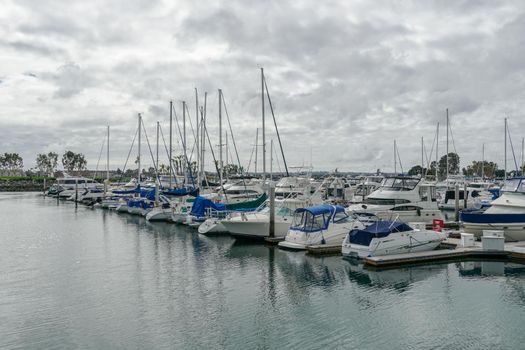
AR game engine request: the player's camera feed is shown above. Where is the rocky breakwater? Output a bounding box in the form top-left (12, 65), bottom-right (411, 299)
top-left (0, 178), bottom-right (48, 192)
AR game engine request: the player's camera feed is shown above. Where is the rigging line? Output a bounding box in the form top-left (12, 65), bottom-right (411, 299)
top-left (506, 121), bottom-right (520, 173)
top-left (158, 125), bottom-right (178, 184)
top-left (246, 142), bottom-right (256, 173)
top-left (202, 114), bottom-right (228, 201)
top-left (183, 102), bottom-right (198, 163)
top-left (263, 74), bottom-right (289, 176)
top-left (200, 106), bottom-right (210, 187)
top-left (273, 139), bottom-right (283, 174)
top-left (220, 91), bottom-right (247, 186)
top-left (171, 103), bottom-right (195, 187)
top-left (117, 126), bottom-right (138, 184)
top-left (93, 137), bottom-right (106, 181)
top-left (449, 122), bottom-right (459, 156)
top-left (426, 128), bottom-right (437, 170)
top-left (140, 118), bottom-right (160, 184)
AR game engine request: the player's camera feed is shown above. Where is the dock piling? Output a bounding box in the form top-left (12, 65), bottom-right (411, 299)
top-left (269, 185), bottom-right (275, 238)
top-left (454, 183), bottom-right (460, 222)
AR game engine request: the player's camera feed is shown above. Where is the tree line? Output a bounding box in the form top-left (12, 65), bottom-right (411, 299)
top-left (408, 152), bottom-right (524, 179)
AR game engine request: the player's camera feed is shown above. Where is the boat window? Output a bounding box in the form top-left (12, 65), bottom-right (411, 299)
top-left (502, 179), bottom-right (521, 192)
top-left (364, 198), bottom-right (411, 205)
top-left (276, 207), bottom-right (292, 216)
top-left (333, 211), bottom-right (349, 223)
top-left (392, 205), bottom-right (422, 211)
top-left (291, 211), bottom-right (306, 228)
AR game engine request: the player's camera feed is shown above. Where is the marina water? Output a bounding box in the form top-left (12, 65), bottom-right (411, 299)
top-left (2, 192), bottom-right (525, 349)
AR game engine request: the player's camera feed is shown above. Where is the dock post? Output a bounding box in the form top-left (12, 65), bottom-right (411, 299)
top-left (454, 183), bottom-right (460, 222)
top-left (269, 185), bottom-right (275, 238)
top-left (75, 178), bottom-right (78, 207)
top-left (463, 183), bottom-right (468, 210)
top-left (43, 178), bottom-right (46, 195)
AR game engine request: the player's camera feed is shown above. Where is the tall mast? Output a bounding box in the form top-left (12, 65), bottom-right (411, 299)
top-left (446, 109), bottom-right (449, 181)
top-left (421, 136), bottom-right (424, 177)
top-left (169, 101), bottom-right (173, 188)
top-left (156, 121), bottom-right (160, 179)
top-left (218, 89), bottom-right (223, 188)
top-left (225, 131), bottom-right (229, 181)
top-left (201, 92), bottom-right (207, 184)
top-left (394, 139), bottom-right (397, 174)
top-left (261, 68), bottom-right (266, 179)
top-left (270, 139), bottom-right (273, 181)
top-left (195, 88), bottom-right (200, 187)
top-left (106, 125), bottom-right (110, 181)
top-left (481, 143), bottom-right (485, 180)
top-left (504, 117), bottom-right (507, 181)
top-left (436, 122), bottom-right (439, 174)
top-left (183, 101), bottom-right (187, 184)
top-left (137, 113), bottom-right (141, 186)
top-left (520, 138), bottom-right (525, 176)
top-left (255, 128), bottom-right (259, 175)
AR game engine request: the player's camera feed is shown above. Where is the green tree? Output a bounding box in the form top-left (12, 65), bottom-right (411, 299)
top-left (408, 165), bottom-right (424, 176)
top-left (437, 153), bottom-right (460, 180)
top-left (36, 152), bottom-right (58, 175)
top-left (62, 151), bottom-right (87, 174)
top-left (0, 153), bottom-right (24, 175)
top-left (462, 160), bottom-right (498, 178)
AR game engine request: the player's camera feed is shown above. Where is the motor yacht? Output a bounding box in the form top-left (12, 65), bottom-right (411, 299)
top-left (460, 177), bottom-right (525, 241)
top-left (347, 176), bottom-right (443, 223)
top-left (278, 205), bottom-right (366, 250)
top-left (342, 220), bottom-right (446, 258)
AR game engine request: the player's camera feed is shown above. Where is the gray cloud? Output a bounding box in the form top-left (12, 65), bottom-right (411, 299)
top-left (1, 0), bottom-right (525, 173)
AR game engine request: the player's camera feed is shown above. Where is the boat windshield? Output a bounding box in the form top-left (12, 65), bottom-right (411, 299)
top-left (291, 211), bottom-right (329, 232)
top-left (502, 179), bottom-right (525, 192)
top-left (381, 178), bottom-right (419, 191)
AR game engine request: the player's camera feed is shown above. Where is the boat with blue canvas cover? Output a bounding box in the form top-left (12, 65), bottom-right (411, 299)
top-left (460, 177), bottom-right (525, 241)
top-left (342, 220), bottom-right (446, 259)
top-left (278, 204), bottom-right (366, 250)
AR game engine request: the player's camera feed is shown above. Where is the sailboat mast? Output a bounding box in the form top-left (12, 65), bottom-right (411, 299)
top-left (201, 92), bottom-right (207, 184)
top-left (482, 143), bottom-right (485, 180)
top-left (261, 68), bottom-right (266, 179)
top-left (156, 121), bottom-right (159, 178)
top-left (270, 139), bottom-right (273, 181)
top-left (446, 109), bottom-right (449, 181)
top-left (106, 125), bottom-right (110, 181)
top-left (183, 101), bottom-right (187, 184)
top-left (219, 89), bottom-right (223, 188)
top-left (504, 118), bottom-right (507, 181)
top-left (521, 137), bottom-right (524, 176)
top-left (394, 139), bottom-right (397, 175)
top-left (138, 113), bottom-right (141, 186)
top-left (169, 101), bottom-right (173, 188)
top-left (436, 122), bottom-right (439, 173)
top-left (255, 128), bottom-right (259, 175)
top-left (421, 136), bottom-right (424, 177)
top-left (195, 88), bottom-right (200, 187)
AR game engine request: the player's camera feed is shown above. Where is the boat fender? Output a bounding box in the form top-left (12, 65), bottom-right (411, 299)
top-left (432, 219), bottom-right (444, 232)
top-left (417, 208), bottom-right (421, 216)
top-left (361, 204), bottom-right (367, 209)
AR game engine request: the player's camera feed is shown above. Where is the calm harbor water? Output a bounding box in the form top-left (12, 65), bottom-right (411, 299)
top-left (2, 193), bottom-right (525, 349)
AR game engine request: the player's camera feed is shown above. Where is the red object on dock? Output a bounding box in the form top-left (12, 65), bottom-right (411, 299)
top-left (432, 219), bottom-right (444, 232)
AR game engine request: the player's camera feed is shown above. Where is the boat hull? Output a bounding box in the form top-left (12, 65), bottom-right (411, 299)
top-left (460, 210), bottom-right (525, 241)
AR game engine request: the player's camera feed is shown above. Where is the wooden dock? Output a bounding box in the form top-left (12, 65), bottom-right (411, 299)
top-left (264, 237), bottom-right (284, 245)
top-left (306, 244), bottom-right (341, 256)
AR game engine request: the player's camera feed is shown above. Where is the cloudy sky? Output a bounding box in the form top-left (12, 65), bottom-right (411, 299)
top-left (1, 0), bottom-right (525, 173)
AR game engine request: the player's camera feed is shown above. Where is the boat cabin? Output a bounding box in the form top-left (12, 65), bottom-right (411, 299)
top-left (290, 205), bottom-right (347, 232)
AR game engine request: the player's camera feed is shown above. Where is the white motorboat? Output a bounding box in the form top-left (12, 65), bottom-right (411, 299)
top-left (342, 220), bottom-right (446, 258)
top-left (51, 175), bottom-right (102, 199)
top-left (347, 176), bottom-right (443, 223)
top-left (460, 177), bottom-right (525, 241)
top-left (278, 205), bottom-right (365, 250)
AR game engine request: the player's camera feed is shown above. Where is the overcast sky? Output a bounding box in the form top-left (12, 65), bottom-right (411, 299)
top-left (1, 0), bottom-right (525, 173)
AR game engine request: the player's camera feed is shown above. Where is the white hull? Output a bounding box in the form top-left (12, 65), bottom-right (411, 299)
top-left (279, 222), bottom-right (361, 250)
top-left (116, 204), bottom-right (129, 213)
top-left (221, 216), bottom-right (291, 240)
top-left (198, 218), bottom-right (228, 234)
top-left (127, 206), bottom-right (150, 216)
top-left (461, 222), bottom-right (525, 241)
top-left (145, 208), bottom-right (172, 222)
top-left (342, 230), bottom-right (445, 258)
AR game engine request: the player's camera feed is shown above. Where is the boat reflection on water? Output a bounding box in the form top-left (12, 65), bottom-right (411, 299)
top-left (343, 259), bottom-right (447, 292)
top-left (457, 261), bottom-right (525, 277)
